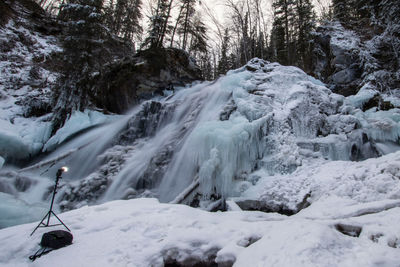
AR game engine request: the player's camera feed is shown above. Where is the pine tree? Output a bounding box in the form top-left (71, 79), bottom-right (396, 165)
top-left (53, 0), bottom-right (106, 131)
top-left (332, 0), bottom-right (351, 23)
top-left (217, 28), bottom-right (231, 75)
top-left (143, 0), bottom-right (172, 48)
top-left (188, 15), bottom-right (208, 56)
top-left (169, 3), bottom-right (185, 47)
top-left (199, 51), bottom-right (214, 80)
top-left (271, 0), bottom-right (296, 65)
top-left (254, 31), bottom-right (267, 60)
top-left (270, 17), bottom-right (286, 64)
top-left (121, 0), bottom-right (143, 40)
top-left (295, 0), bottom-right (315, 71)
top-left (175, 0), bottom-right (197, 50)
top-left (105, 0), bottom-right (143, 41)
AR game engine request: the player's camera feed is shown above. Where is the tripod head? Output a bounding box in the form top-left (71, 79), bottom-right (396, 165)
top-left (56, 166), bottom-right (68, 179)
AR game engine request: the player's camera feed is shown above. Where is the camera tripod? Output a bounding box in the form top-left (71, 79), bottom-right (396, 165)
top-left (30, 167), bottom-right (71, 236)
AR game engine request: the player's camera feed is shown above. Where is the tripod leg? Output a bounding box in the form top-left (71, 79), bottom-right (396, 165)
top-left (50, 211), bottom-right (71, 232)
top-left (30, 211), bottom-right (51, 236)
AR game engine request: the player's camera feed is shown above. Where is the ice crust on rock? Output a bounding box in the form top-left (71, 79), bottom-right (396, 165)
top-left (43, 109), bottom-right (118, 152)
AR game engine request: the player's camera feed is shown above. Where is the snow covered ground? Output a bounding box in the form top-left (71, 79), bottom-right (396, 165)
top-left (0, 195), bottom-right (399, 267)
top-left (1, 150), bottom-right (400, 266)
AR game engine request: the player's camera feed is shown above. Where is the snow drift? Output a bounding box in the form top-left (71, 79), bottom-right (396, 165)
top-left (0, 196), bottom-right (399, 266)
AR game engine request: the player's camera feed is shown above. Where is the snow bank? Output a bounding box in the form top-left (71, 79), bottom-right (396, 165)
top-left (0, 198), bottom-right (399, 267)
top-left (240, 150), bottom-right (400, 216)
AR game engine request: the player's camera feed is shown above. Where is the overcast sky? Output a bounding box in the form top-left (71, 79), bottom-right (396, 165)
top-left (141, 0), bottom-right (332, 48)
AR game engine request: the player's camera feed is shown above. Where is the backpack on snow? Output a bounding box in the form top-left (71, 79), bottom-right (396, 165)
top-left (29, 230), bottom-right (73, 261)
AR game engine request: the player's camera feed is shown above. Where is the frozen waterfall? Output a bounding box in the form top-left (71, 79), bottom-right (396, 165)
top-left (2, 59), bottom-right (400, 228)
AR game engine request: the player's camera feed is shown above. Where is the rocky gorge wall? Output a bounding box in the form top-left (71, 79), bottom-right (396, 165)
top-left (311, 21), bottom-right (400, 108)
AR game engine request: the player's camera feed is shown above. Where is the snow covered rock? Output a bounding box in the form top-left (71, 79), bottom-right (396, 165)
top-left (312, 20), bottom-right (400, 101)
top-left (312, 21), bottom-right (362, 96)
top-left (238, 150), bottom-right (400, 217)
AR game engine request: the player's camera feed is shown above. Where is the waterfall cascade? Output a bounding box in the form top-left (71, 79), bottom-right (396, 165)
top-left (2, 59), bottom-right (400, 227)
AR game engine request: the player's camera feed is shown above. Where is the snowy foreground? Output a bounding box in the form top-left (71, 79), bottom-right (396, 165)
top-left (1, 153), bottom-right (400, 267)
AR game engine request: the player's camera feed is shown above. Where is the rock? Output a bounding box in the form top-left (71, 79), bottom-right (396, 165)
top-left (311, 22), bottom-right (363, 96)
top-left (116, 101), bottom-right (172, 144)
top-left (362, 94), bottom-right (395, 112)
top-left (161, 246), bottom-right (222, 267)
top-left (246, 65), bottom-right (258, 72)
top-left (331, 66), bottom-right (360, 84)
top-left (16, 94), bottom-right (52, 117)
top-left (335, 223), bottom-right (362, 237)
top-left (93, 48), bottom-right (202, 114)
top-left (234, 199), bottom-right (297, 216)
top-left (311, 20), bottom-right (400, 97)
top-left (58, 176), bottom-right (110, 211)
top-left (0, 0), bottom-right (13, 26)
top-left (1, 0), bottom-right (61, 34)
top-left (219, 100), bottom-right (237, 121)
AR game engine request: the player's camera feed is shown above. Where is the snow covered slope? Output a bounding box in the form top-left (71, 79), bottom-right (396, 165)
top-left (0, 196), bottom-right (399, 267)
top-left (0, 0), bottom-right (61, 164)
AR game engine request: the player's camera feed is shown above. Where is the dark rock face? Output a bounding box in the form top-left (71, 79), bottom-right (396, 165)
top-left (311, 21), bottom-right (400, 99)
top-left (311, 24), bottom-right (362, 96)
top-left (234, 196), bottom-right (311, 216)
top-left (362, 94), bottom-right (394, 112)
top-left (93, 48), bottom-right (202, 114)
top-left (15, 94), bottom-right (52, 117)
top-left (58, 176), bottom-right (110, 211)
top-left (163, 246), bottom-right (223, 267)
top-left (0, 0), bottom-right (13, 26)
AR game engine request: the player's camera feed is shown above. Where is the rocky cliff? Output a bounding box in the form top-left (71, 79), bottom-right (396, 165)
top-left (312, 20), bottom-right (400, 109)
top-left (91, 47), bottom-right (202, 114)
